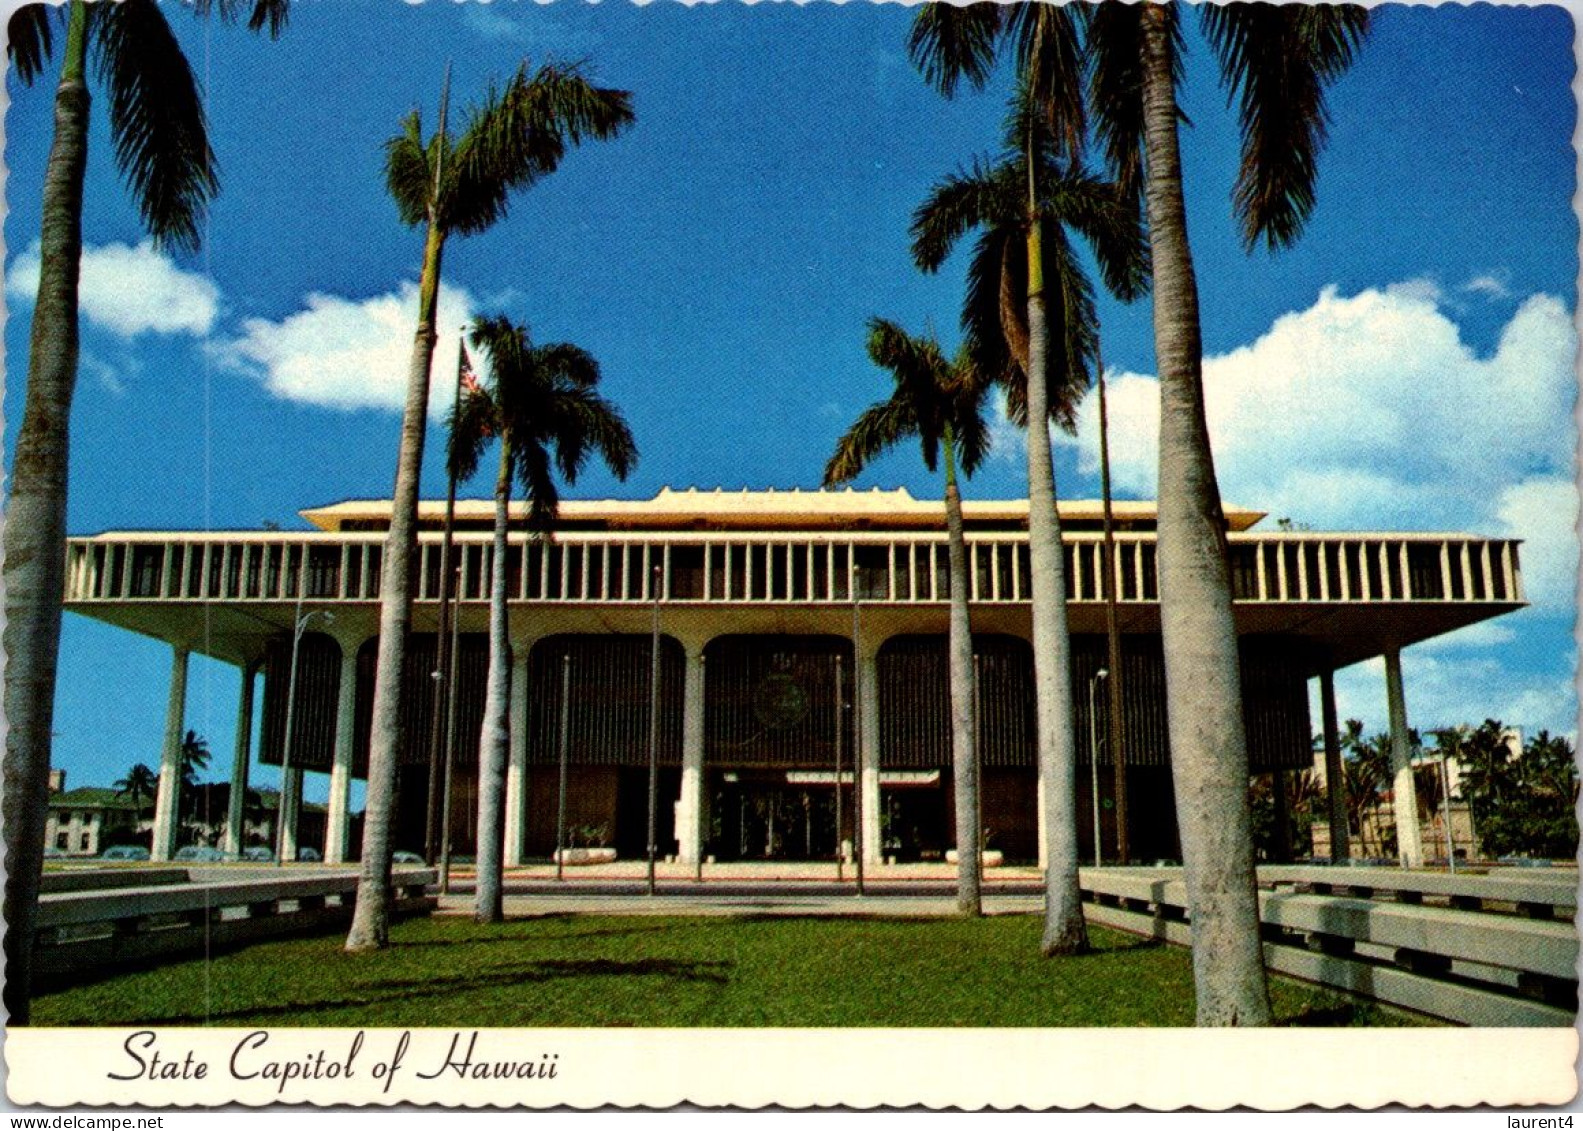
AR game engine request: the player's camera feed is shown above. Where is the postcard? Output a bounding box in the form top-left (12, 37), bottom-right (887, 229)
top-left (3, 0), bottom-right (1578, 1111)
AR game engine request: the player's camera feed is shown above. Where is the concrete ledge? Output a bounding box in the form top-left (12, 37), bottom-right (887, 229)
top-left (40, 868), bottom-right (190, 895)
top-left (34, 870), bottom-right (437, 986)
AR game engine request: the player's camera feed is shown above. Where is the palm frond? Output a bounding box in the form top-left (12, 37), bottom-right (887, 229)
top-left (824, 397), bottom-right (919, 484)
top-left (7, 4), bottom-right (56, 85)
top-left (384, 111), bottom-right (434, 228)
top-left (188, 0), bottom-right (289, 37)
top-left (962, 226), bottom-right (1019, 384)
top-left (90, 0), bottom-right (217, 253)
top-left (907, 2), bottom-right (1004, 98)
top-left (1006, 1), bottom-right (1086, 159)
top-left (514, 439), bottom-right (560, 535)
top-left (447, 385), bottom-right (498, 483)
top-left (1041, 228), bottom-right (1097, 435)
top-left (946, 348), bottom-right (993, 479)
top-left (534, 342), bottom-right (601, 390)
top-left (1041, 166), bottom-right (1150, 301)
top-left (541, 385), bottom-right (638, 485)
top-left (1082, 0), bottom-right (1184, 208)
top-left (444, 61), bottom-right (634, 237)
top-left (911, 159), bottom-right (1020, 273)
top-left (1200, 2), bottom-right (1370, 250)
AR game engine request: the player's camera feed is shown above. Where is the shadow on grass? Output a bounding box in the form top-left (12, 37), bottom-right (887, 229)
top-left (91, 957), bottom-right (736, 1028)
top-left (395, 919), bottom-right (676, 949)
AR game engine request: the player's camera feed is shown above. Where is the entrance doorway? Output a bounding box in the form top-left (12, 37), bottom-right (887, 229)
top-left (709, 771), bottom-right (856, 861)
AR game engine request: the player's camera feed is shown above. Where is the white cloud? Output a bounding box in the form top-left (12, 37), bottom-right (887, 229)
top-left (212, 281), bottom-right (479, 418)
top-left (1331, 651), bottom-right (1576, 739)
top-left (1462, 272), bottom-right (1512, 300)
top-left (6, 240), bottom-right (219, 338)
top-left (1065, 283), bottom-right (1577, 612)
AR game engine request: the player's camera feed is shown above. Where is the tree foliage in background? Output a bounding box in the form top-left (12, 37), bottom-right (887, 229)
top-left (1451, 720), bottom-right (1578, 860)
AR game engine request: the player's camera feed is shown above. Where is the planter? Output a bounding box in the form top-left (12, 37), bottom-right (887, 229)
top-left (944, 849), bottom-right (1005, 868)
top-left (553, 847), bottom-right (617, 866)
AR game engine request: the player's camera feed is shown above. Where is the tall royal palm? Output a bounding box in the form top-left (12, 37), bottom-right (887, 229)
top-left (3, 0), bottom-right (286, 1025)
top-left (449, 315), bottom-right (636, 923)
top-left (909, 10), bottom-right (1146, 955)
top-left (1083, 1), bottom-right (1369, 1023)
top-left (824, 319), bottom-right (993, 916)
top-left (346, 64), bottom-right (633, 952)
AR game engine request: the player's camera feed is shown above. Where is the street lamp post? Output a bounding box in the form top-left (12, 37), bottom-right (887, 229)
top-left (277, 568), bottom-right (333, 866)
top-left (1089, 669), bottom-right (1108, 868)
top-left (646, 563), bottom-right (662, 897)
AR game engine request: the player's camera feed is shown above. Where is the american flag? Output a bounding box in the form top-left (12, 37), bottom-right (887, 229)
top-left (459, 343), bottom-right (482, 396)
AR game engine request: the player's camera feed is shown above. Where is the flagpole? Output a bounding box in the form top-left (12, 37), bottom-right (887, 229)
top-left (1097, 357), bottom-right (1130, 865)
top-left (424, 328), bottom-right (467, 865)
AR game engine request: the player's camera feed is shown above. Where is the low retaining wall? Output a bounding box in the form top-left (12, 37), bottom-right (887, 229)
top-left (34, 869), bottom-right (436, 986)
top-left (1080, 866), bottom-right (1577, 1027)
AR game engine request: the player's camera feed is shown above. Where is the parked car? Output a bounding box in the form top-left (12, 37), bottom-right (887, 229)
top-left (391, 851), bottom-right (426, 865)
top-left (100, 845), bottom-right (150, 861)
top-left (296, 847), bottom-right (322, 862)
top-left (241, 846), bottom-right (274, 862)
top-left (43, 846), bottom-right (65, 859)
top-left (174, 845), bottom-right (225, 862)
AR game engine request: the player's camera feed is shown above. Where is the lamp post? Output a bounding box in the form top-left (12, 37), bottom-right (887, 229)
top-left (646, 563), bottom-right (662, 897)
top-left (1089, 668), bottom-right (1108, 868)
top-left (277, 572), bottom-right (333, 866)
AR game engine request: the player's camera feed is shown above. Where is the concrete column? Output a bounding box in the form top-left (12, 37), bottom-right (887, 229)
top-left (858, 647), bottom-right (882, 867)
top-left (677, 644), bottom-right (707, 866)
top-left (1384, 648), bottom-right (1424, 868)
top-left (1271, 769), bottom-right (1291, 863)
top-left (503, 644), bottom-right (531, 867)
top-left (279, 767), bottom-right (304, 862)
top-left (224, 659), bottom-right (258, 856)
top-left (1319, 667), bottom-right (1350, 862)
top-left (151, 646), bottom-right (190, 861)
top-left (325, 643), bottom-right (360, 864)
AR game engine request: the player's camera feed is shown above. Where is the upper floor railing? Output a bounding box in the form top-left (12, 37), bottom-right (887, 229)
top-left (64, 529), bottom-right (1525, 609)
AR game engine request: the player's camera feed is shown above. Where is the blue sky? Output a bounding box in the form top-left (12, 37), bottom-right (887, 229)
top-left (5, 1), bottom-right (1576, 801)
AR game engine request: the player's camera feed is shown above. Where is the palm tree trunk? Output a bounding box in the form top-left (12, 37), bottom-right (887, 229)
top-left (943, 428), bottom-right (981, 917)
top-left (2, 1), bottom-right (90, 1025)
top-left (1137, 5), bottom-right (1270, 1025)
top-left (474, 438), bottom-right (512, 924)
top-left (1026, 212), bottom-right (1087, 957)
top-left (346, 219), bottom-right (447, 952)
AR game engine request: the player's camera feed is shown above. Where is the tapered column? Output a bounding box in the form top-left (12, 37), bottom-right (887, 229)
top-left (280, 768), bottom-right (303, 862)
top-left (325, 643), bottom-right (360, 864)
top-left (224, 659), bottom-right (258, 856)
top-left (1384, 649), bottom-right (1424, 868)
top-left (1319, 668), bottom-right (1349, 862)
top-left (151, 646), bottom-right (190, 861)
top-left (503, 644), bottom-right (531, 867)
top-left (677, 644), bottom-right (707, 866)
top-left (858, 646), bottom-right (882, 867)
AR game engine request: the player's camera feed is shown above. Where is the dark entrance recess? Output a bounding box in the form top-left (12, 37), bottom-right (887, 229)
top-left (709, 771), bottom-right (857, 862)
top-left (614, 767), bottom-right (681, 860)
top-left (882, 784), bottom-right (948, 862)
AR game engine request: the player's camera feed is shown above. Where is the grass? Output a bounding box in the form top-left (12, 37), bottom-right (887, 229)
top-left (33, 913), bottom-right (1428, 1028)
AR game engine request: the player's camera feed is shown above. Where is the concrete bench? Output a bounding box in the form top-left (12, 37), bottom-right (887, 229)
top-left (34, 869), bottom-right (436, 986)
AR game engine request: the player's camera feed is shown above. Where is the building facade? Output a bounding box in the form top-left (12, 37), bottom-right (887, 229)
top-left (63, 488), bottom-right (1526, 867)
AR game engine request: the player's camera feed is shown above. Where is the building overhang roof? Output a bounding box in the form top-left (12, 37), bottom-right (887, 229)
top-left (297, 488), bottom-right (1268, 533)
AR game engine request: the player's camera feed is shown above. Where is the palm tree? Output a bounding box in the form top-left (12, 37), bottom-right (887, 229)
top-left (2, 0), bottom-right (287, 1026)
top-left (824, 318), bottom-right (993, 916)
top-left (447, 315), bottom-right (637, 924)
top-left (178, 729), bottom-right (212, 833)
top-left (907, 17), bottom-right (1147, 954)
top-left (346, 66), bottom-right (634, 952)
top-left (1079, 0), bottom-right (1368, 1026)
top-left (113, 762), bottom-right (159, 827)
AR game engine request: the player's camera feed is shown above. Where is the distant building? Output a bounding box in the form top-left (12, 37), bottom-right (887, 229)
top-left (44, 785), bottom-right (144, 857)
top-left (63, 488), bottom-right (1525, 867)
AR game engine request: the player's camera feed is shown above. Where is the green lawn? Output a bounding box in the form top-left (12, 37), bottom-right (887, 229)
top-left (34, 913), bottom-right (1428, 1028)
